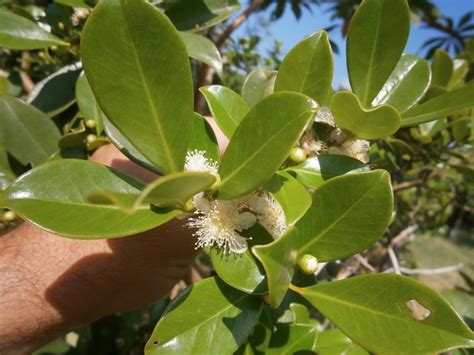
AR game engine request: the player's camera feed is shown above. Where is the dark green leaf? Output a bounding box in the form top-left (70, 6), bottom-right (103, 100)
top-left (76, 72), bottom-right (104, 134)
top-left (0, 10), bottom-right (68, 49)
top-left (189, 113), bottom-right (220, 163)
top-left (316, 329), bottom-right (369, 355)
top-left (0, 159), bottom-right (180, 238)
top-left (0, 145), bottom-right (15, 190)
top-left (217, 93), bottom-right (317, 200)
top-left (236, 307), bottom-right (273, 354)
top-left (82, 0), bottom-right (194, 174)
top-left (145, 276), bottom-right (262, 354)
top-left (347, 0), bottom-right (410, 106)
top-left (264, 171), bottom-right (311, 225)
top-left (401, 84), bottom-right (474, 127)
top-left (332, 91), bottom-right (401, 139)
top-left (180, 32), bottom-right (223, 77)
top-left (28, 63), bottom-right (82, 116)
top-left (0, 96), bottom-right (60, 166)
top-left (275, 30), bottom-right (333, 105)
top-left (287, 155), bottom-right (366, 190)
top-left (294, 274), bottom-right (474, 354)
top-left (242, 68), bottom-right (277, 108)
top-left (253, 227), bottom-right (299, 308)
top-left (200, 85), bottom-right (249, 139)
top-left (372, 54), bottom-right (431, 113)
top-left (296, 170), bottom-right (393, 261)
top-left (211, 223), bottom-right (273, 294)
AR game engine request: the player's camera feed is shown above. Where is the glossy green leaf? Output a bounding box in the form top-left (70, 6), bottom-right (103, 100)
top-left (267, 303), bottom-right (318, 354)
top-left (401, 84), bottom-right (474, 127)
top-left (253, 227), bottom-right (299, 308)
top-left (28, 63), bottom-right (82, 116)
top-left (0, 77), bottom-right (8, 95)
top-left (264, 171), bottom-right (311, 225)
top-left (102, 116), bottom-right (160, 174)
top-left (0, 96), bottom-right (60, 166)
top-left (217, 93), bottom-right (317, 200)
top-left (76, 72), bottom-right (104, 134)
top-left (316, 329), bottom-right (369, 355)
top-left (0, 145), bottom-right (14, 190)
top-left (145, 276), bottom-right (262, 354)
top-left (164, 0), bottom-right (240, 32)
top-left (189, 113), bottom-right (220, 163)
top-left (82, 0), bottom-right (194, 174)
top-left (242, 68), bottom-right (277, 108)
top-left (180, 32), bottom-right (223, 77)
top-left (0, 160), bottom-right (180, 238)
top-left (275, 30), bottom-right (333, 104)
top-left (211, 224), bottom-right (272, 294)
top-left (287, 155), bottom-right (366, 190)
top-left (58, 121), bottom-right (87, 149)
top-left (0, 10), bottom-right (68, 49)
top-left (347, 0), bottom-right (410, 106)
top-left (200, 85), bottom-right (249, 139)
top-left (332, 91), bottom-right (401, 139)
top-left (296, 170), bottom-right (393, 261)
top-left (236, 307), bottom-right (273, 354)
top-left (443, 290), bottom-right (474, 328)
top-left (431, 49), bottom-right (453, 88)
top-left (294, 274), bottom-right (474, 354)
top-left (91, 171), bottom-right (216, 212)
top-left (372, 54), bottom-right (431, 113)
top-left (448, 59), bottom-right (469, 89)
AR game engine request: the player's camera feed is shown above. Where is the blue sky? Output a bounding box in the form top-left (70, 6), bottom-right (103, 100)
top-left (233, 0), bottom-right (473, 87)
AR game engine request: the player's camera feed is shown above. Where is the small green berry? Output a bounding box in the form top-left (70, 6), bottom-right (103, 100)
top-left (298, 254), bottom-right (319, 275)
top-left (85, 119), bottom-right (97, 129)
top-left (86, 134), bottom-right (97, 144)
top-left (290, 147), bottom-right (306, 163)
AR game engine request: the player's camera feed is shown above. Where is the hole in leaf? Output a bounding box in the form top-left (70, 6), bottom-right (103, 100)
top-left (406, 299), bottom-right (431, 321)
top-left (152, 339), bottom-right (160, 346)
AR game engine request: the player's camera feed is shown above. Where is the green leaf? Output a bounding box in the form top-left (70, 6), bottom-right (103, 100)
top-left (76, 72), bottom-right (104, 134)
top-left (90, 171), bottom-right (216, 211)
top-left (236, 307), bottom-right (273, 354)
top-left (0, 96), bottom-right (60, 166)
top-left (102, 116), bottom-right (160, 174)
top-left (431, 49), bottom-right (453, 88)
top-left (145, 276), bottom-right (262, 354)
top-left (347, 0), bottom-right (410, 106)
top-left (287, 155), bottom-right (366, 190)
top-left (0, 145), bottom-right (15, 190)
top-left (211, 223), bottom-right (273, 294)
top-left (443, 290), bottom-right (474, 328)
top-left (54, 0), bottom-right (91, 8)
top-left (267, 303), bottom-right (318, 354)
top-left (316, 329), bottom-right (369, 355)
top-left (200, 85), bottom-right (249, 139)
top-left (28, 63), bottom-right (82, 117)
top-left (401, 84), bottom-right (474, 127)
top-left (242, 68), bottom-right (277, 108)
top-left (180, 32), bottom-right (223, 77)
top-left (331, 91), bottom-right (401, 139)
top-left (448, 59), bottom-right (469, 89)
top-left (189, 113), bottom-right (220, 163)
top-left (0, 159), bottom-right (180, 238)
top-left (294, 274), bottom-right (474, 354)
top-left (296, 170), bottom-right (393, 261)
top-left (82, 0), bottom-right (194, 174)
top-left (217, 93), bottom-right (317, 200)
top-left (164, 0), bottom-right (240, 32)
top-left (275, 30), bottom-right (333, 105)
top-left (264, 171), bottom-right (311, 225)
top-left (0, 10), bottom-right (68, 49)
top-left (372, 54), bottom-right (431, 113)
top-left (252, 227), bottom-right (299, 308)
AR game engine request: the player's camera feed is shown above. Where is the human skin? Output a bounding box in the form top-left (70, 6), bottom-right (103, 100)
top-left (0, 144), bottom-right (198, 354)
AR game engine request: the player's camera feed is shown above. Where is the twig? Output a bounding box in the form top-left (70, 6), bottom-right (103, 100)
top-left (390, 224), bottom-right (418, 247)
top-left (392, 180), bottom-right (422, 192)
top-left (354, 254), bottom-right (376, 273)
top-left (20, 51), bottom-right (34, 94)
top-left (385, 263), bottom-right (463, 275)
top-left (387, 247), bottom-right (401, 275)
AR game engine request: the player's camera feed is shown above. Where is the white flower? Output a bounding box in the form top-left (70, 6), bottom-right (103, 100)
top-left (185, 150), bottom-right (218, 174)
top-left (299, 130), bottom-right (326, 157)
top-left (329, 139), bottom-right (370, 163)
top-left (71, 8), bottom-right (90, 26)
top-left (246, 192), bottom-right (288, 237)
top-left (315, 106), bottom-right (336, 126)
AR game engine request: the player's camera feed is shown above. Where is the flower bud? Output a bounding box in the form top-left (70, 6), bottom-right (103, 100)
top-left (85, 119), bottom-right (97, 129)
top-left (298, 254), bottom-right (319, 275)
top-left (3, 210), bottom-right (16, 222)
top-left (86, 134), bottom-right (97, 144)
top-left (290, 147), bottom-right (306, 163)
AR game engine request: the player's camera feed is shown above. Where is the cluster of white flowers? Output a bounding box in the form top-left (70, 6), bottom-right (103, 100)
top-left (297, 107), bottom-right (370, 163)
top-left (184, 150), bottom-right (287, 254)
top-left (71, 8), bottom-right (90, 26)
